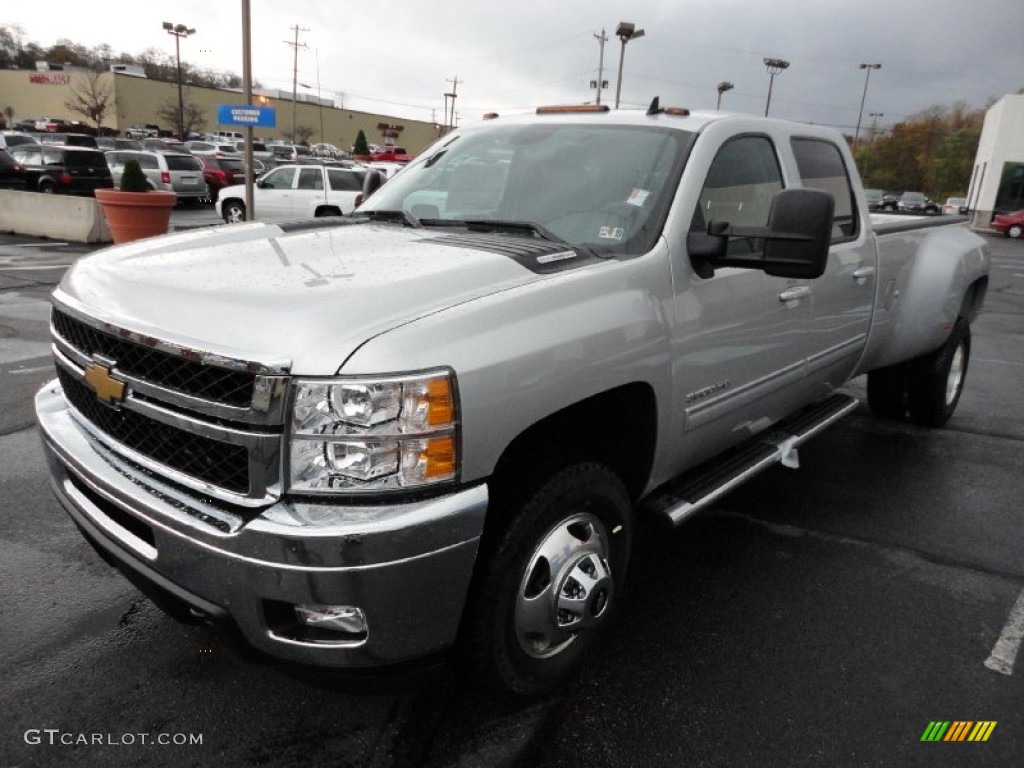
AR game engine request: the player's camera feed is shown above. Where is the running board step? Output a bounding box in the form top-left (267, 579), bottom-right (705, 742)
top-left (642, 393), bottom-right (860, 526)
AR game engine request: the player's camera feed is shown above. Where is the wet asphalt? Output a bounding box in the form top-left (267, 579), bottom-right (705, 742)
top-left (0, 218), bottom-right (1021, 767)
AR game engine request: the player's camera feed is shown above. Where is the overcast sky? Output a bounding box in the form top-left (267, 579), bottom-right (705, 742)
top-left (7, 0), bottom-right (1023, 133)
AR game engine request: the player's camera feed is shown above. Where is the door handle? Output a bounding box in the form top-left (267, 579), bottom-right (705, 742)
top-left (779, 286), bottom-right (811, 303)
top-left (853, 266), bottom-right (876, 283)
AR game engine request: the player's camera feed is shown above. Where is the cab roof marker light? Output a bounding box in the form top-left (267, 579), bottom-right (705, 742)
top-left (665, 108), bottom-right (691, 117)
top-left (536, 104), bottom-right (611, 115)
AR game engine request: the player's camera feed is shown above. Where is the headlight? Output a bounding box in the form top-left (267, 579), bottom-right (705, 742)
top-left (288, 370), bottom-right (458, 494)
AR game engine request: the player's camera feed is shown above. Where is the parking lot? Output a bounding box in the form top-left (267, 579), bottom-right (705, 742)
top-left (0, 230), bottom-right (1021, 767)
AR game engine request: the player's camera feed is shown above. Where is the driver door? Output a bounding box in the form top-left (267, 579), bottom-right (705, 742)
top-left (667, 134), bottom-right (817, 467)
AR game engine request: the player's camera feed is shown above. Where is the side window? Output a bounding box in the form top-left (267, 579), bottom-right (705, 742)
top-left (297, 168), bottom-right (323, 190)
top-left (43, 149), bottom-right (63, 166)
top-left (693, 136), bottom-right (783, 255)
top-left (261, 167), bottom-right (296, 189)
top-left (328, 169), bottom-right (361, 191)
top-left (791, 138), bottom-right (858, 241)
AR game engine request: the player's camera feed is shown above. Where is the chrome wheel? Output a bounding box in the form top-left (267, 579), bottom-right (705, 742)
top-left (223, 201), bottom-right (245, 223)
top-left (515, 512), bottom-right (614, 659)
top-left (1008, 224), bottom-right (1023, 239)
top-left (945, 341), bottom-right (966, 407)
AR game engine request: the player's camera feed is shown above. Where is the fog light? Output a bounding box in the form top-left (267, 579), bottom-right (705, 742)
top-left (294, 604), bottom-right (367, 635)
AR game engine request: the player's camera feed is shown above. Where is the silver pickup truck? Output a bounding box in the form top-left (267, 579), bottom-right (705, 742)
top-left (36, 105), bottom-right (989, 696)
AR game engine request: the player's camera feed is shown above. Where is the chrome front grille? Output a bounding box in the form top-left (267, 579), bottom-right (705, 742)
top-left (50, 299), bottom-right (290, 505)
top-left (52, 309), bottom-right (257, 408)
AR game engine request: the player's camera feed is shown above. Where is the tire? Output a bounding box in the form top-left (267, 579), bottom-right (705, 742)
top-left (907, 317), bottom-right (970, 428)
top-left (866, 364), bottom-right (908, 419)
top-left (464, 462), bottom-right (632, 697)
top-left (222, 200), bottom-right (246, 223)
top-left (1007, 224), bottom-right (1023, 239)
top-left (39, 180), bottom-right (57, 194)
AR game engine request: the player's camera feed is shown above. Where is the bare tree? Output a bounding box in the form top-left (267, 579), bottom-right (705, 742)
top-left (63, 71), bottom-right (113, 135)
top-left (156, 98), bottom-right (207, 138)
top-left (287, 125), bottom-right (315, 145)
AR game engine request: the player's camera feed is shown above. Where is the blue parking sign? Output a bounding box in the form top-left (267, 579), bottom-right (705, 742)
top-left (217, 105), bottom-right (276, 128)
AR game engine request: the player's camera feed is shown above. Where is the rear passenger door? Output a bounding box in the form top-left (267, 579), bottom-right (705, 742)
top-left (789, 138), bottom-right (876, 386)
top-left (292, 167), bottom-right (326, 217)
top-left (327, 168), bottom-right (363, 213)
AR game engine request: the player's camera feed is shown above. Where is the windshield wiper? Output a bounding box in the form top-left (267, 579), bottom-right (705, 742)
top-left (358, 209), bottom-right (421, 228)
top-left (461, 219), bottom-right (567, 244)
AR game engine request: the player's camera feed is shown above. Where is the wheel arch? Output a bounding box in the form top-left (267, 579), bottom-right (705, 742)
top-left (486, 382), bottom-right (657, 514)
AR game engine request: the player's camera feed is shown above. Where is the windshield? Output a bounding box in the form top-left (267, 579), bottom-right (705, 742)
top-left (360, 122), bottom-right (693, 254)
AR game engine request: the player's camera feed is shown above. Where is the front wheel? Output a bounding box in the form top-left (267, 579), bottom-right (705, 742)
top-left (222, 200), bottom-right (246, 223)
top-left (39, 180), bottom-right (57, 194)
top-left (1007, 224), bottom-right (1023, 239)
top-left (464, 462), bottom-right (632, 697)
top-left (907, 317), bottom-right (970, 427)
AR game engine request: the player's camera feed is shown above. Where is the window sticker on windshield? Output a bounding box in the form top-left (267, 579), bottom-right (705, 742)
top-left (599, 226), bottom-right (625, 240)
top-left (626, 188), bottom-right (650, 207)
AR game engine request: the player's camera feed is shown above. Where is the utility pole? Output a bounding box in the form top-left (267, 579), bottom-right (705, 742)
top-left (593, 29), bottom-right (608, 105)
top-left (285, 24), bottom-right (309, 141)
top-left (445, 75), bottom-right (460, 133)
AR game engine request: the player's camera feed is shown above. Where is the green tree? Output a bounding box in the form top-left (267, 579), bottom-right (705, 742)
top-left (353, 129), bottom-right (369, 155)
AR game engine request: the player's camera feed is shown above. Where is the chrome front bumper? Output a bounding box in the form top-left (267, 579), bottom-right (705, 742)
top-left (36, 379), bottom-right (487, 667)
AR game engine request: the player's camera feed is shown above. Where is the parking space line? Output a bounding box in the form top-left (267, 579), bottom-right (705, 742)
top-left (984, 588), bottom-right (1024, 676)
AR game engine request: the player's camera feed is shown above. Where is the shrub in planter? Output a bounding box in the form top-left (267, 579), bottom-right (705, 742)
top-left (95, 158), bottom-right (178, 244)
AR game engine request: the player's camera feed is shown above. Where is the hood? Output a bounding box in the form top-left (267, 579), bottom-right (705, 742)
top-left (57, 221), bottom-right (546, 374)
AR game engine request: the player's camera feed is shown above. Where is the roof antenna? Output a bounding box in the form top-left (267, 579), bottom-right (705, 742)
top-left (646, 96), bottom-right (664, 116)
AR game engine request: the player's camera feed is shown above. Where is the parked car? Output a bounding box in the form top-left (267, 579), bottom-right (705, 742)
top-left (142, 138), bottom-right (188, 153)
top-left (198, 155), bottom-right (246, 201)
top-left (991, 209), bottom-right (1024, 239)
top-left (879, 191), bottom-right (900, 211)
top-left (8, 145), bottom-right (112, 194)
top-left (0, 148), bottom-right (28, 189)
top-left (34, 117), bottom-right (72, 132)
top-left (104, 150), bottom-right (207, 202)
top-left (126, 123), bottom-right (160, 139)
top-left (185, 140), bottom-right (240, 157)
top-left (96, 137), bottom-right (144, 152)
top-left (942, 197), bottom-right (968, 215)
top-left (310, 142), bottom-right (341, 158)
top-left (864, 189), bottom-right (885, 211)
top-left (370, 146), bottom-right (413, 163)
top-left (37, 133), bottom-right (98, 148)
top-left (216, 163), bottom-right (366, 222)
top-left (269, 143), bottom-right (312, 163)
top-left (898, 191), bottom-right (940, 215)
top-left (0, 131), bottom-right (40, 150)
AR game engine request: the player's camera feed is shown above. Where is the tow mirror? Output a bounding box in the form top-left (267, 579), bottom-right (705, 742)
top-left (688, 188), bottom-right (834, 279)
top-left (361, 169), bottom-right (384, 203)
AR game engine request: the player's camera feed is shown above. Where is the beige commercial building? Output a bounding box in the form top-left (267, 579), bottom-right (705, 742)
top-left (0, 69), bottom-right (439, 152)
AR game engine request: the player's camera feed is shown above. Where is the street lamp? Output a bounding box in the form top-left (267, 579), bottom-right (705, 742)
top-left (763, 57), bottom-right (789, 117)
top-left (716, 81), bottom-right (734, 111)
top-left (614, 21), bottom-right (645, 109)
top-left (853, 63), bottom-right (881, 151)
top-left (162, 21), bottom-right (196, 140)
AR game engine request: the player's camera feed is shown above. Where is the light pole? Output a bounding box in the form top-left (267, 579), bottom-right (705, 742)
top-left (614, 21), bottom-right (645, 109)
top-left (853, 63), bottom-right (881, 151)
top-left (162, 22), bottom-right (195, 139)
top-left (763, 57), bottom-right (789, 117)
top-left (716, 81), bottom-right (734, 111)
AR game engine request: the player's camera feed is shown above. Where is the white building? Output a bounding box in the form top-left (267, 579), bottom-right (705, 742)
top-left (967, 94), bottom-right (1024, 226)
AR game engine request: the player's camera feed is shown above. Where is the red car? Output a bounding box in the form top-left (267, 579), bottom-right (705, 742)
top-left (198, 155), bottom-right (245, 202)
top-left (370, 146), bottom-right (413, 163)
top-left (992, 210), bottom-right (1024, 239)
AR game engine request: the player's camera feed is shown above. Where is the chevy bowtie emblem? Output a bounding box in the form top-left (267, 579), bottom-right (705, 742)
top-left (83, 362), bottom-right (127, 405)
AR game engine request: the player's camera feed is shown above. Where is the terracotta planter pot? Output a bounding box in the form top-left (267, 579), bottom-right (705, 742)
top-left (95, 189), bottom-right (178, 244)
